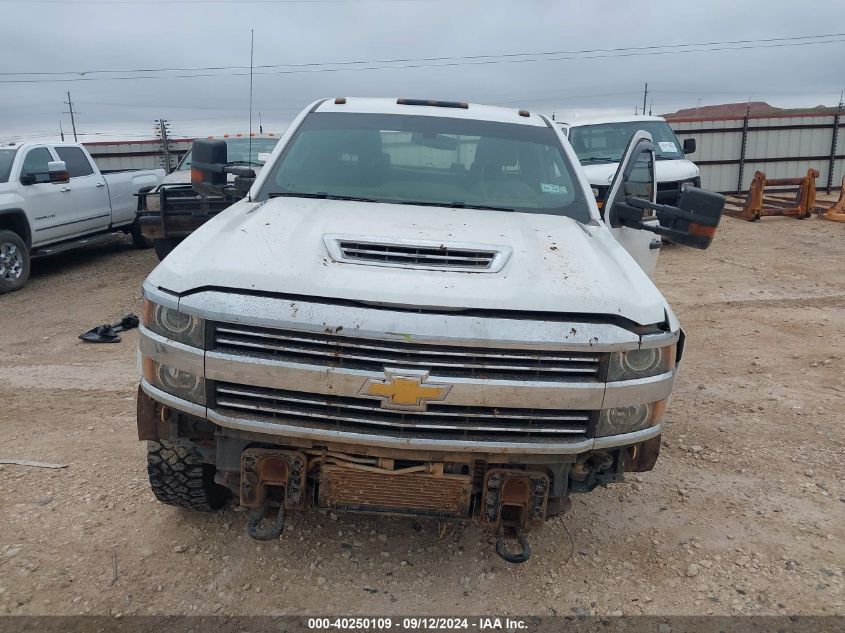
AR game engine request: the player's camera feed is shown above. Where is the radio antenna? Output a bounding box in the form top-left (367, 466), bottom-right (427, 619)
top-left (248, 29), bottom-right (254, 202)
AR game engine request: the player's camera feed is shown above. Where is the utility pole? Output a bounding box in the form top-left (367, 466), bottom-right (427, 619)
top-left (154, 118), bottom-right (173, 173)
top-left (248, 29), bottom-right (254, 171)
top-left (64, 91), bottom-right (78, 142)
top-left (826, 92), bottom-right (843, 193)
top-left (642, 82), bottom-right (648, 117)
top-left (258, 111), bottom-right (263, 134)
top-left (59, 120), bottom-right (65, 142)
top-left (648, 97), bottom-right (653, 116)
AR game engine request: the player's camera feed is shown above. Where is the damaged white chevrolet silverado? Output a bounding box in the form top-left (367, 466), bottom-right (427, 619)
top-left (136, 97), bottom-right (725, 562)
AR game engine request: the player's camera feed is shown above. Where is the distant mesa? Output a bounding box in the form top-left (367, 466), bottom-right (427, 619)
top-left (662, 101), bottom-right (840, 120)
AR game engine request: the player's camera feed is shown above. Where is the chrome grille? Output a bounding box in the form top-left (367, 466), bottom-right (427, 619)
top-left (214, 382), bottom-right (593, 440)
top-left (213, 323), bottom-right (605, 381)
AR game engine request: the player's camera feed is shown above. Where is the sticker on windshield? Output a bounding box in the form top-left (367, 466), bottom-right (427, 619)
top-left (657, 142), bottom-right (677, 153)
top-left (540, 183), bottom-right (567, 194)
top-left (257, 152), bottom-right (271, 162)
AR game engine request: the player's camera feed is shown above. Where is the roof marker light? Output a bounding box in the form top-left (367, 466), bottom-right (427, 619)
top-left (397, 99), bottom-right (469, 109)
top-left (335, 97), bottom-right (347, 104)
top-left (518, 110), bottom-right (530, 117)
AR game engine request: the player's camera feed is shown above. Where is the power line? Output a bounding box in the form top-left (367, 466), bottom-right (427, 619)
top-left (1, 32), bottom-right (843, 78)
top-left (0, 0), bottom-right (429, 4)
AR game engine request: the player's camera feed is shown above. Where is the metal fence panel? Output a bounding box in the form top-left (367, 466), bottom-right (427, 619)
top-left (83, 139), bottom-right (192, 172)
top-left (671, 111), bottom-right (843, 194)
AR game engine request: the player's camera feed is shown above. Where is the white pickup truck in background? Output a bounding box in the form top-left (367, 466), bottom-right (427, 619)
top-left (0, 142), bottom-right (164, 293)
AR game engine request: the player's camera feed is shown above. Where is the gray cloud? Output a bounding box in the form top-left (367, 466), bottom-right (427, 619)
top-left (1, 0), bottom-right (843, 142)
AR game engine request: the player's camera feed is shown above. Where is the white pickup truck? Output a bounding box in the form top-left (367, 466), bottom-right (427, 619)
top-left (136, 98), bottom-right (724, 562)
top-left (0, 141), bottom-right (164, 293)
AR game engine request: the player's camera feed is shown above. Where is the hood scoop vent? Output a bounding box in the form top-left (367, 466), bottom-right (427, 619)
top-left (324, 234), bottom-right (511, 273)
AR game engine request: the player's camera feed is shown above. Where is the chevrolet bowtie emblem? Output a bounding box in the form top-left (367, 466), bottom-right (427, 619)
top-left (360, 369), bottom-right (451, 411)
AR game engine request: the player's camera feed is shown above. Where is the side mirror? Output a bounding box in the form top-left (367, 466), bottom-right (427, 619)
top-left (190, 139), bottom-right (228, 195)
top-left (683, 138), bottom-right (696, 155)
top-left (657, 187), bottom-right (724, 249)
top-left (48, 161), bottom-right (69, 183)
top-left (617, 187), bottom-right (725, 250)
top-left (19, 161), bottom-right (69, 185)
top-left (190, 139), bottom-right (256, 199)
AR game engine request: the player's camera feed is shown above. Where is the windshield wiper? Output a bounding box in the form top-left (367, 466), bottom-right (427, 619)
top-left (579, 156), bottom-right (617, 163)
top-left (268, 191), bottom-right (377, 202)
top-left (390, 200), bottom-right (514, 212)
top-left (449, 201), bottom-right (515, 212)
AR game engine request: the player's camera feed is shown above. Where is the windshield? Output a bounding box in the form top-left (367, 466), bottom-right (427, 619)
top-left (177, 137), bottom-right (279, 171)
top-left (0, 148), bottom-right (17, 184)
top-left (569, 121), bottom-right (685, 163)
top-left (259, 112), bottom-right (590, 222)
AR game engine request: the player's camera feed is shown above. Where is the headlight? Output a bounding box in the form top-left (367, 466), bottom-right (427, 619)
top-left (597, 400), bottom-right (667, 437)
top-left (591, 187), bottom-right (600, 198)
top-left (142, 299), bottom-right (205, 348)
top-left (143, 358), bottom-right (205, 405)
top-left (144, 191), bottom-right (162, 213)
top-left (607, 345), bottom-right (675, 381)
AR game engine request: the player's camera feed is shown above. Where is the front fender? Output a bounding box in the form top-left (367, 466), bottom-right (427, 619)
top-left (0, 204), bottom-right (33, 247)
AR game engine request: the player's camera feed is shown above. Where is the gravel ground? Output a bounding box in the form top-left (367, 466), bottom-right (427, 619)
top-left (0, 212), bottom-right (843, 617)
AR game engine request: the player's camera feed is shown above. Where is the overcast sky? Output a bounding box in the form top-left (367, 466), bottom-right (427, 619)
top-left (1, 0), bottom-right (844, 143)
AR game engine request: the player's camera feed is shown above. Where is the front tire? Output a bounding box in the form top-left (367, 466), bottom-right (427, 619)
top-left (0, 230), bottom-right (30, 294)
top-left (146, 440), bottom-right (230, 511)
top-left (130, 217), bottom-right (152, 249)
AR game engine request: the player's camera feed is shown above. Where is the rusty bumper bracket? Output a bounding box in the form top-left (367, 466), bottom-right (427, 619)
top-left (240, 448), bottom-right (306, 541)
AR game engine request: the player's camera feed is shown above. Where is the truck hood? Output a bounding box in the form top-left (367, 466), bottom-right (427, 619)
top-left (147, 198), bottom-right (668, 326)
top-left (581, 159), bottom-right (699, 187)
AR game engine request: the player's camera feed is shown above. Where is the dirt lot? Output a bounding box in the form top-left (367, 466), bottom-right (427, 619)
top-left (0, 212), bottom-right (843, 618)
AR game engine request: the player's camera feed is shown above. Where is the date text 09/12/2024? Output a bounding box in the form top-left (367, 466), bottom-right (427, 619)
top-left (306, 617), bottom-right (529, 631)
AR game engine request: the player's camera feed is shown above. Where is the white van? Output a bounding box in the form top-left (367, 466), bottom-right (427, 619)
top-left (558, 115), bottom-right (699, 210)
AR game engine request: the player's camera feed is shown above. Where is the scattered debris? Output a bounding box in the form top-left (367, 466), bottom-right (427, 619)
top-left (79, 313), bottom-right (139, 344)
top-left (0, 459), bottom-right (67, 469)
top-left (110, 551), bottom-right (118, 585)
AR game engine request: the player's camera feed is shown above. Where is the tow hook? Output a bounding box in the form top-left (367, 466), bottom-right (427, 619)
top-left (481, 469), bottom-right (549, 564)
top-left (247, 498), bottom-right (286, 541)
top-left (240, 448), bottom-right (307, 542)
top-left (496, 524), bottom-right (531, 564)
